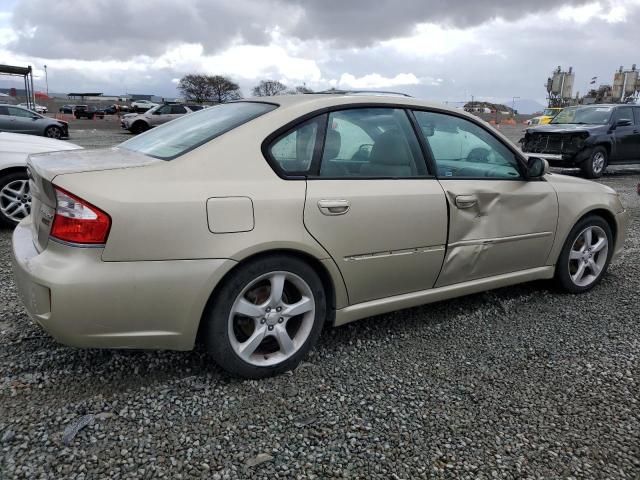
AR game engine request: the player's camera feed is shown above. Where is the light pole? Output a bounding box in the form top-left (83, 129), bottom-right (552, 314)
top-left (44, 64), bottom-right (49, 97)
top-left (511, 96), bottom-right (520, 116)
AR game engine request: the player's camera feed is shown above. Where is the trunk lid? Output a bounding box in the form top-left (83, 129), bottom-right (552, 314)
top-left (27, 148), bottom-right (160, 251)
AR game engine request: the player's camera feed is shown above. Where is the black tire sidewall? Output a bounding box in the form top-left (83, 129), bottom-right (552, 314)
top-left (0, 170), bottom-right (28, 227)
top-left (204, 256), bottom-right (327, 378)
top-left (555, 215), bottom-right (613, 293)
top-left (582, 146), bottom-right (607, 179)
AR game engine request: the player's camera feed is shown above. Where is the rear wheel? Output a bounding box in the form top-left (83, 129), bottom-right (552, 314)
top-left (581, 146), bottom-right (607, 179)
top-left (0, 171), bottom-right (30, 227)
top-left (44, 126), bottom-right (63, 139)
top-left (555, 215), bottom-right (612, 293)
top-left (204, 256), bottom-right (327, 378)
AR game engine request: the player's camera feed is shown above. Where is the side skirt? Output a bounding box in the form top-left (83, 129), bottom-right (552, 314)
top-left (333, 266), bottom-right (555, 326)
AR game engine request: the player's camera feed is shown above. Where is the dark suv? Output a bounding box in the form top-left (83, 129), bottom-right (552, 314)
top-left (521, 104), bottom-right (640, 178)
top-left (74, 105), bottom-right (105, 120)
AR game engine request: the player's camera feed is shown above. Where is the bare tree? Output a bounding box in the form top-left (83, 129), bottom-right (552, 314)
top-left (209, 75), bottom-right (242, 103)
top-left (178, 74), bottom-right (242, 103)
top-left (178, 74), bottom-right (213, 103)
top-left (252, 80), bottom-right (288, 97)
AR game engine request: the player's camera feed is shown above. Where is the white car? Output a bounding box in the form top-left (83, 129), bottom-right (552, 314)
top-left (130, 99), bottom-right (159, 112)
top-left (121, 104), bottom-right (198, 134)
top-left (0, 132), bottom-right (82, 226)
top-left (18, 103), bottom-right (48, 114)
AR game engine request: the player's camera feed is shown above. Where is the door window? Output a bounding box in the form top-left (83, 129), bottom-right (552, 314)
top-left (413, 111), bottom-right (521, 179)
top-left (8, 107), bottom-right (36, 118)
top-left (634, 108), bottom-right (640, 125)
top-left (155, 105), bottom-right (173, 114)
top-left (0, 106), bottom-right (9, 116)
top-left (170, 105), bottom-right (187, 114)
top-left (269, 117), bottom-right (321, 173)
top-left (614, 107), bottom-right (634, 124)
top-left (317, 108), bottom-right (426, 178)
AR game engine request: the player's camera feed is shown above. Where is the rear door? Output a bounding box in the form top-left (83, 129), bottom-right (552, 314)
top-left (266, 107), bottom-right (448, 305)
top-left (0, 105), bottom-right (17, 132)
top-left (412, 110), bottom-right (558, 287)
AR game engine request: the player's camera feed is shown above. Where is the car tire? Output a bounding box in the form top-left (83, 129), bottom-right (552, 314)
top-left (555, 215), bottom-right (613, 293)
top-left (131, 121), bottom-right (149, 134)
top-left (203, 255), bottom-right (327, 378)
top-left (0, 170), bottom-right (30, 228)
top-left (44, 126), bottom-right (63, 139)
top-left (581, 146), bottom-right (608, 179)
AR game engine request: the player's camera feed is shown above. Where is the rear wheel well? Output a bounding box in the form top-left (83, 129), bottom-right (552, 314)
top-left (0, 166), bottom-right (27, 179)
top-left (196, 249), bottom-right (337, 344)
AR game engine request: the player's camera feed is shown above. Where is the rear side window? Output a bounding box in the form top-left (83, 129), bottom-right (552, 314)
top-left (635, 108), bottom-right (640, 125)
top-left (120, 102), bottom-right (277, 160)
top-left (171, 105), bottom-right (187, 114)
top-left (269, 117), bottom-right (322, 173)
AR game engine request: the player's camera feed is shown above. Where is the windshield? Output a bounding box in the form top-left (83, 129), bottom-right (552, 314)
top-left (543, 108), bottom-right (560, 116)
top-left (119, 101), bottom-right (277, 160)
top-left (551, 106), bottom-right (613, 125)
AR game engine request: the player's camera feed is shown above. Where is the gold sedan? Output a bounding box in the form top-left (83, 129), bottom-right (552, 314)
top-left (12, 94), bottom-right (627, 378)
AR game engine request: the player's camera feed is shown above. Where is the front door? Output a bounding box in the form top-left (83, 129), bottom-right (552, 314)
top-left (412, 110), bottom-right (558, 287)
top-left (267, 107), bottom-right (448, 305)
top-left (7, 107), bottom-right (37, 134)
top-left (612, 106), bottom-right (640, 162)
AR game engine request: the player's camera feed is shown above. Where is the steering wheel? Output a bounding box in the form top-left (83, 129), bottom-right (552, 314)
top-left (466, 147), bottom-right (491, 163)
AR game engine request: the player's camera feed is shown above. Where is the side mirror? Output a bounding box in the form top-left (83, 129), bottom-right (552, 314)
top-left (527, 157), bottom-right (549, 178)
top-left (615, 119), bottom-right (632, 127)
top-left (421, 123), bottom-right (435, 137)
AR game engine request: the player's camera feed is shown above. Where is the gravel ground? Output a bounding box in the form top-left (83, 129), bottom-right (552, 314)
top-left (1, 128), bottom-right (639, 478)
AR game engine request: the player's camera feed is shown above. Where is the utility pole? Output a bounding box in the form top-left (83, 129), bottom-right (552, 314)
top-left (44, 64), bottom-right (49, 97)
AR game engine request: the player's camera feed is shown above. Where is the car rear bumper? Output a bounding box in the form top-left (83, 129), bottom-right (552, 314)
top-left (11, 218), bottom-right (236, 351)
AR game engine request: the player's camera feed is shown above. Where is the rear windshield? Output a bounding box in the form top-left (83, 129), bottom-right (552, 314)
top-left (119, 101), bottom-right (277, 160)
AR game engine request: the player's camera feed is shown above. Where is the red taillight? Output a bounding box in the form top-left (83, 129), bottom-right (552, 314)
top-left (50, 187), bottom-right (111, 245)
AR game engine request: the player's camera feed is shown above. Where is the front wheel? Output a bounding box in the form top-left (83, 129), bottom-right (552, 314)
top-left (555, 215), bottom-right (613, 293)
top-left (0, 171), bottom-right (31, 227)
top-left (581, 146), bottom-right (607, 179)
top-left (204, 256), bottom-right (327, 378)
top-left (44, 126), bottom-right (63, 139)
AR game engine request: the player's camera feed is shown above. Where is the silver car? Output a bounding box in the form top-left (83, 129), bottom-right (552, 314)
top-left (0, 104), bottom-right (69, 139)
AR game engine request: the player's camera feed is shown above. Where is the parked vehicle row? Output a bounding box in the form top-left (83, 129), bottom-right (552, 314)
top-left (17, 102), bottom-right (48, 114)
top-left (10, 94), bottom-right (628, 378)
top-left (521, 104), bottom-right (640, 178)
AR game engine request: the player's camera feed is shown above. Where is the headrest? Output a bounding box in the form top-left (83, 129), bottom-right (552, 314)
top-left (323, 129), bottom-right (341, 160)
top-left (369, 129), bottom-right (412, 166)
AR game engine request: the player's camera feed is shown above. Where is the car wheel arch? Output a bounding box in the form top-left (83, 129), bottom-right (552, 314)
top-left (552, 208), bottom-right (617, 265)
top-left (195, 248), bottom-right (339, 345)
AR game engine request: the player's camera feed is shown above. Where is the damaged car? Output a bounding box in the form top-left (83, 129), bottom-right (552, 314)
top-left (12, 94), bottom-right (628, 378)
top-left (521, 104), bottom-right (640, 178)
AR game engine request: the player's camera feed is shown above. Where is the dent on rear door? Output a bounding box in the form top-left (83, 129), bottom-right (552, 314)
top-left (435, 180), bottom-right (558, 287)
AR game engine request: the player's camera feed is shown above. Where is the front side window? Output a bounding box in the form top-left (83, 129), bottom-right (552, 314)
top-left (318, 108), bottom-right (426, 178)
top-left (413, 111), bottom-right (521, 179)
top-left (269, 117), bottom-right (321, 173)
top-left (614, 107), bottom-right (634, 124)
top-left (170, 105), bottom-right (187, 114)
top-left (634, 108), bottom-right (640, 125)
top-left (120, 101), bottom-right (276, 160)
top-left (8, 107), bottom-right (38, 118)
top-left (155, 105), bottom-right (172, 114)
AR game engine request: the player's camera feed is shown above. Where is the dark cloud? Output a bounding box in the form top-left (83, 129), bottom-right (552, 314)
top-left (9, 0), bottom-right (592, 60)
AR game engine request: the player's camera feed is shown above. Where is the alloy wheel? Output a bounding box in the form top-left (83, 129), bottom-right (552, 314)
top-left (46, 127), bottom-right (62, 139)
top-left (592, 152), bottom-right (605, 175)
top-left (568, 225), bottom-right (608, 287)
top-left (228, 271), bottom-right (316, 367)
top-left (0, 179), bottom-right (31, 223)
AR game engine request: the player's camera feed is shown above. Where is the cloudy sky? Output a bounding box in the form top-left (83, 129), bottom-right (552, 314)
top-left (0, 0), bottom-right (638, 111)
